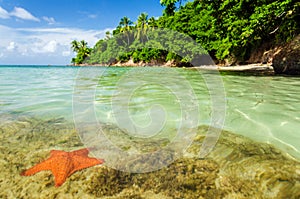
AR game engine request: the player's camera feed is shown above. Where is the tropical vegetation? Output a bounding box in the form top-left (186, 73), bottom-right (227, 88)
top-left (71, 0), bottom-right (300, 66)
top-left (70, 40), bottom-right (92, 65)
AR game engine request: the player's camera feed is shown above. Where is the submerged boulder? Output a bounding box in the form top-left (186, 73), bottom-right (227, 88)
top-left (273, 35), bottom-right (300, 75)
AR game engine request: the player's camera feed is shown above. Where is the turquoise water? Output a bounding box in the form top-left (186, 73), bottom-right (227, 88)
top-left (1, 65), bottom-right (299, 159)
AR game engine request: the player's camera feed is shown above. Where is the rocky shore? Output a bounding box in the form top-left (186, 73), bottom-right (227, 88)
top-left (78, 62), bottom-right (275, 75)
top-left (77, 34), bottom-right (300, 75)
top-left (273, 35), bottom-right (300, 75)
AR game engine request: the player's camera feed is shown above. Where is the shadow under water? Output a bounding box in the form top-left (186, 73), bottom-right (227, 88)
top-left (0, 115), bottom-right (299, 199)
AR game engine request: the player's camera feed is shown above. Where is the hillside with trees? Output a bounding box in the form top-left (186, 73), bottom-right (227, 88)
top-left (71, 0), bottom-right (300, 67)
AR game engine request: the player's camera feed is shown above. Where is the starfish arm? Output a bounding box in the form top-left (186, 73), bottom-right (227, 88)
top-left (49, 157), bottom-right (71, 187)
top-left (50, 150), bottom-right (66, 156)
top-left (52, 166), bottom-right (69, 187)
top-left (20, 159), bottom-right (53, 176)
top-left (71, 148), bottom-right (89, 156)
top-left (70, 156), bottom-right (104, 175)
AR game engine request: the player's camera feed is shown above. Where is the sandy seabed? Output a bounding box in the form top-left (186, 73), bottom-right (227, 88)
top-left (0, 114), bottom-right (299, 199)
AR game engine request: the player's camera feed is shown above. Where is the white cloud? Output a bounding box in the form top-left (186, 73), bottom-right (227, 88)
top-left (78, 11), bottom-right (98, 19)
top-left (10, 7), bottom-right (40, 22)
top-left (88, 14), bottom-right (97, 19)
top-left (0, 24), bottom-right (113, 64)
top-left (0, 6), bottom-right (10, 19)
top-left (62, 51), bottom-right (71, 57)
top-left (0, 6), bottom-right (41, 22)
top-left (17, 27), bottom-right (111, 47)
top-left (43, 16), bottom-right (56, 25)
top-left (42, 40), bottom-right (57, 53)
top-left (6, 42), bottom-right (16, 51)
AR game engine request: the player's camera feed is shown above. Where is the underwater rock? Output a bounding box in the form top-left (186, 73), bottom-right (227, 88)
top-left (0, 116), bottom-right (299, 198)
top-left (85, 158), bottom-right (219, 199)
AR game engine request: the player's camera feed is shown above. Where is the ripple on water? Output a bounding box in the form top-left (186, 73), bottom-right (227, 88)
top-left (0, 66), bottom-right (300, 159)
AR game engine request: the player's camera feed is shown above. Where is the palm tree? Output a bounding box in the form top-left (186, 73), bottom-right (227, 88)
top-left (119, 16), bottom-right (133, 33)
top-left (136, 13), bottom-right (149, 42)
top-left (137, 13), bottom-right (148, 29)
top-left (118, 16), bottom-right (133, 45)
top-left (70, 40), bottom-right (91, 65)
top-left (160, 0), bottom-right (178, 16)
top-left (79, 40), bottom-right (91, 58)
top-left (148, 17), bottom-right (157, 29)
top-left (79, 40), bottom-right (87, 49)
top-left (71, 40), bottom-right (80, 53)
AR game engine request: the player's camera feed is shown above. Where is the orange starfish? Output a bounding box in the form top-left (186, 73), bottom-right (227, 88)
top-left (21, 148), bottom-right (104, 187)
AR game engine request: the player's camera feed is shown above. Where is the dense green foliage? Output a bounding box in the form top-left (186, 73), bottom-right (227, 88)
top-left (71, 40), bottom-right (92, 64)
top-left (161, 0), bottom-right (300, 63)
top-left (72, 0), bottom-right (300, 66)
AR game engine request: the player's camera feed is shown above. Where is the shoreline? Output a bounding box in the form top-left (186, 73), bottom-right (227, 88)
top-left (77, 62), bottom-right (274, 73)
top-left (198, 63), bottom-right (275, 75)
top-left (200, 63), bottom-right (273, 71)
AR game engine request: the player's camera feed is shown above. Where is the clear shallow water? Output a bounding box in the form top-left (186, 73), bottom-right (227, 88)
top-left (222, 73), bottom-right (300, 158)
top-left (0, 66), bottom-right (77, 118)
top-left (0, 65), bottom-right (299, 159)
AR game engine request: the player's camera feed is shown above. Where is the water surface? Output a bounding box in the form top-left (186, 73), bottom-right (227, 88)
top-left (0, 65), bottom-right (299, 159)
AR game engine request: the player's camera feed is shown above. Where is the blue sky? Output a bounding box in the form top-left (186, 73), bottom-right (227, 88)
top-left (0, 0), bottom-right (164, 65)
